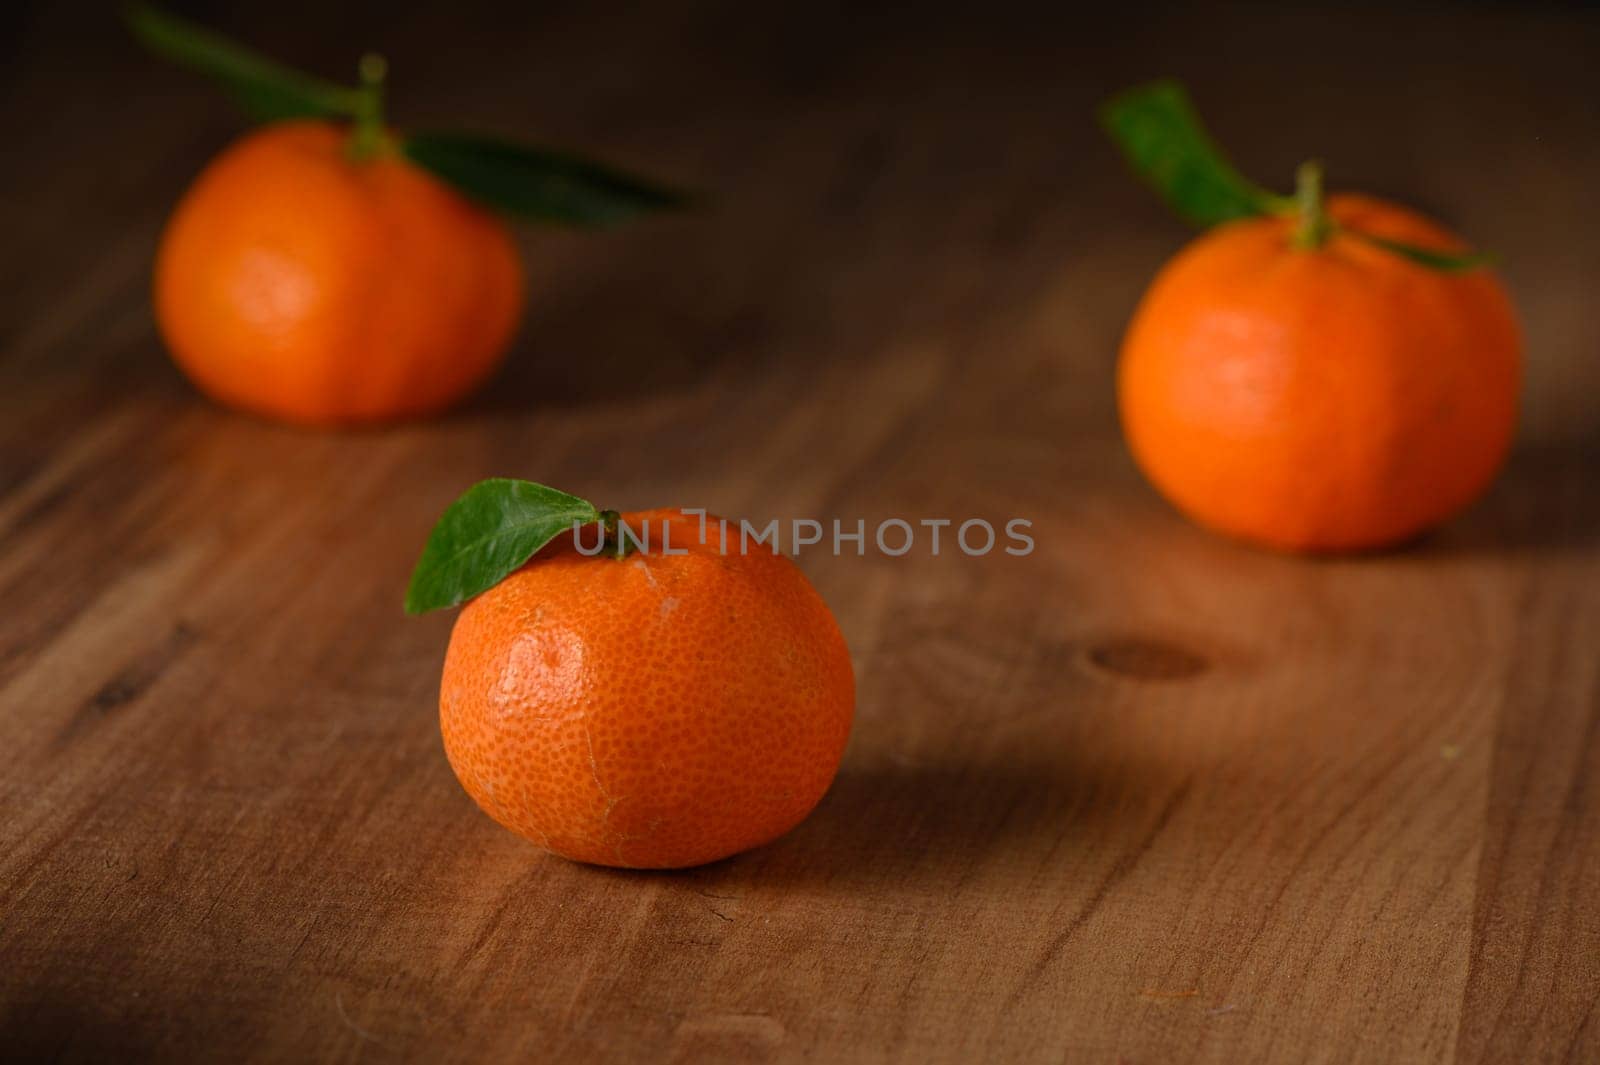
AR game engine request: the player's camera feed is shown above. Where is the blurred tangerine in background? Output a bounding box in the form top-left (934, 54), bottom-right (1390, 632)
top-left (131, 7), bottom-right (684, 427)
top-left (1104, 83), bottom-right (1521, 552)
top-left (156, 118), bottom-right (525, 426)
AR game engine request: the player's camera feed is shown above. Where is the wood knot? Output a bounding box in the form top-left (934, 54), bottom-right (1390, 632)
top-left (1084, 636), bottom-right (1207, 681)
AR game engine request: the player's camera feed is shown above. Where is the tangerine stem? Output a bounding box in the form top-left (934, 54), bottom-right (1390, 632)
top-left (348, 53), bottom-right (388, 161)
top-left (598, 509), bottom-right (634, 560)
top-left (1291, 159), bottom-right (1331, 250)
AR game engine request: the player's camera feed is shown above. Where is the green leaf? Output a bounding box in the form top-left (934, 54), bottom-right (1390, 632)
top-left (125, 4), bottom-right (358, 122)
top-left (402, 132), bottom-right (689, 227)
top-left (1099, 80), bottom-right (1283, 228)
top-left (405, 480), bottom-right (600, 614)
top-left (1347, 231), bottom-right (1494, 273)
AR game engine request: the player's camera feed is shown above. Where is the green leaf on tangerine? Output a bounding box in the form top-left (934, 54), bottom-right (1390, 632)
top-left (402, 132), bottom-right (690, 228)
top-left (1099, 80), bottom-right (1283, 228)
top-left (405, 480), bottom-right (600, 615)
top-left (1348, 231), bottom-right (1494, 273)
top-left (125, 4), bottom-right (358, 122)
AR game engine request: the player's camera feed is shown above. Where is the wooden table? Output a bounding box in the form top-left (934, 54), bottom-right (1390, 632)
top-left (4, 3), bottom-right (1598, 1062)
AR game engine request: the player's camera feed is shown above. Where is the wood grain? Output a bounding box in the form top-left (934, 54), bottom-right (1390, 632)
top-left (3, 3), bottom-right (1599, 1062)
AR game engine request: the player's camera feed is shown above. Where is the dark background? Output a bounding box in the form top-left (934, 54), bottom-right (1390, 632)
top-left (6, 2), bottom-right (1598, 435)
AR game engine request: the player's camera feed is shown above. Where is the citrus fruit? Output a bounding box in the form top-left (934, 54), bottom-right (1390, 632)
top-left (154, 120), bottom-right (524, 426)
top-left (1118, 193), bottom-right (1520, 551)
top-left (135, 8), bottom-right (682, 427)
top-left (437, 507), bottom-right (855, 869)
top-left (1101, 82), bottom-right (1522, 552)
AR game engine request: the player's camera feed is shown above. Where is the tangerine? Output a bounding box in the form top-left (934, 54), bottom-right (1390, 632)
top-left (439, 508), bottom-right (855, 869)
top-left (154, 120), bottom-right (523, 425)
top-left (1118, 193), bottom-right (1521, 551)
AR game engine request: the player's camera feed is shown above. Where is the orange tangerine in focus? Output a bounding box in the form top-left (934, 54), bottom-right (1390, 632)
top-left (439, 509), bottom-right (855, 869)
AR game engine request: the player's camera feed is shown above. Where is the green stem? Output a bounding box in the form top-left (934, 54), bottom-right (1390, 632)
top-left (1291, 159), bottom-right (1331, 250)
top-left (348, 53), bottom-right (388, 161)
top-left (598, 509), bottom-right (634, 560)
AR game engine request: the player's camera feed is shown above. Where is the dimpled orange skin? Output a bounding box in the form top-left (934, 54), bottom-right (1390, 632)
top-left (1119, 194), bottom-right (1521, 552)
top-left (439, 509), bottom-right (856, 869)
top-left (154, 121), bottom-right (523, 426)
